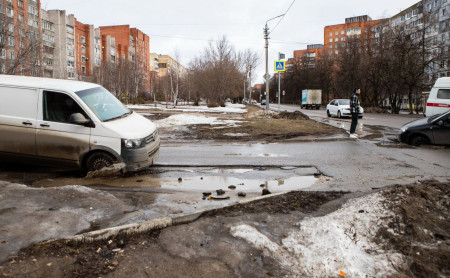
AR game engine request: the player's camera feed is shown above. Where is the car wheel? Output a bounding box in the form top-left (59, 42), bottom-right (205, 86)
top-left (337, 111), bottom-right (342, 118)
top-left (86, 152), bottom-right (115, 172)
top-left (327, 110), bottom-right (331, 117)
top-left (409, 135), bottom-right (430, 146)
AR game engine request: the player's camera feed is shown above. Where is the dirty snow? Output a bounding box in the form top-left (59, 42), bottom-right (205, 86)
top-left (155, 114), bottom-right (241, 129)
top-left (127, 102), bottom-right (247, 114)
top-left (230, 192), bottom-right (404, 277)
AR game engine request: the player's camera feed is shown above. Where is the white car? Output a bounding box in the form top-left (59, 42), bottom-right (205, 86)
top-left (326, 99), bottom-right (364, 118)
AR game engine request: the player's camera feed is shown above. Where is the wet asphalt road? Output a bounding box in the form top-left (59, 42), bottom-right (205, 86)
top-left (1, 107), bottom-right (449, 264)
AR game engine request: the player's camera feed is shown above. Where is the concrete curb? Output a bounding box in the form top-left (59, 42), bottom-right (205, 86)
top-left (62, 191), bottom-right (290, 244)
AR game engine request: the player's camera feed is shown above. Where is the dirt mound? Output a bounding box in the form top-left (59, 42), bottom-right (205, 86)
top-left (273, 111), bottom-right (309, 120)
top-left (376, 180), bottom-right (450, 277)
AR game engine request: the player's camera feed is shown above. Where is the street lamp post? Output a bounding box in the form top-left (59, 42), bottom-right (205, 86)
top-left (264, 14), bottom-right (284, 111)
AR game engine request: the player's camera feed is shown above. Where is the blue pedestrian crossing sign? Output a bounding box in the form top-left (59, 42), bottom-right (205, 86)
top-left (274, 60), bottom-right (285, 72)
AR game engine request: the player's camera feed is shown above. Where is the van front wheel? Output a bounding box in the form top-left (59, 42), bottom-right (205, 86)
top-left (86, 152), bottom-right (115, 172)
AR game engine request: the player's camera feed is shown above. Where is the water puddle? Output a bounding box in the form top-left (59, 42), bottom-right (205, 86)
top-left (30, 166), bottom-right (322, 193)
top-left (162, 175), bottom-right (317, 192)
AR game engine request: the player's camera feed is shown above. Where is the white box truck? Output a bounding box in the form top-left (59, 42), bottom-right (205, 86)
top-left (301, 89), bottom-right (322, 109)
top-left (0, 75), bottom-right (160, 174)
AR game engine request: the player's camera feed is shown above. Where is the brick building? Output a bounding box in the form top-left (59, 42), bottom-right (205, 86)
top-left (74, 19), bottom-right (94, 78)
top-left (293, 44), bottom-right (324, 68)
top-left (0, 0), bottom-right (42, 76)
top-left (324, 15), bottom-right (387, 57)
top-left (99, 25), bottom-right (150, 90)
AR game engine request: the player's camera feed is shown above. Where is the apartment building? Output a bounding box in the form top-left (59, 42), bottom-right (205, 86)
top-left (99, 25), bottom-right (150, 90)
top-left (47, 10), bottom-right (75, 79)
top-left (74, 19), bottom-right (94, 78)
top-left (293, 44), bottom-right (324, 68)
top-left (41, 8), bottom-right (55, 77)
top-left (324, 15), bottom-right (387, 56)
top-left (151, 53), bottom-right (187, 78)
top-left (0, 0), bottom-right (41, 76)
top-left (390, 0), bottom-right (450, 78)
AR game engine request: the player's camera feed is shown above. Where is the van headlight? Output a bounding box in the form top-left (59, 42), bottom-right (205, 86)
top-left (400, 126), bottom-right (407, 133)
top-left (122, 138), bottom-right (146, 149)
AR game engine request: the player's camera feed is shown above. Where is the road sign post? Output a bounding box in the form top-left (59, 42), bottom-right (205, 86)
top-left (274, 56), bottom-right (285, 112)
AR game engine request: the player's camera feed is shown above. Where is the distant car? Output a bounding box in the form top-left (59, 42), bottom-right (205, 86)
top-left (399, 111), bottom-right (450, 146)
top-left (326, 99), bottom-right (363, 118)
top-left (261, 99), bottom-right (267, 105)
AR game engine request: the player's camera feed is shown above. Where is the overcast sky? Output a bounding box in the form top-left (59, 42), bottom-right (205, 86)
top-left (41, 0), bottom-right (419, 84)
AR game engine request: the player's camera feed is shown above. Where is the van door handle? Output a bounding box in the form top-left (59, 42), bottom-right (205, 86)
top-left (40, 123), bottom-right (50, 127)
top-left (22, 121), bottom-right (32, 126)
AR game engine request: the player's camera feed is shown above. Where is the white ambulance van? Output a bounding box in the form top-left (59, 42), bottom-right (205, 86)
top-left (426, 77), bottom-right (450, 116)
top-left (0, 75), bottom-right (160, 173)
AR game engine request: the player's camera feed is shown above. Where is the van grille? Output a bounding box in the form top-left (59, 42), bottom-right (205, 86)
top-left (145, 130), bottom-right (158, 144)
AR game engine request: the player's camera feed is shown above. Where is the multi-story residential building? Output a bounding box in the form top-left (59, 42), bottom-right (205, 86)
top-left (40, 8), bottom-right (55, 78)
top-left (324, 15), bottom-right (387, 57)
top-left (151, 53), bottom-right (187, 78)
top-left (293, 44), bottom-right (324, 68)
top-left (99, 25), bottom-right (150, 90)
top-left (0, 0), bottom-right (42, 76)
top-left (390, 0), bottom-right (450, 79)
top-left (74, 19), bottom-right (94, 79)
top-left (47, 10), bottom-right (75, 79)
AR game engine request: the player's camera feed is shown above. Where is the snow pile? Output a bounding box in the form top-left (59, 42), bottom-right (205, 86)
top-left (231, 192), bottom-right (404, 277)
top-left (127, 102), bottom-right (247, 114)
top-left (155, 114), bottom-right (241, 129)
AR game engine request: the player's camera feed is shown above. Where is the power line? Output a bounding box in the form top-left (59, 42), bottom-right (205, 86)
top-left (270, 0), bottom-right (296, 34)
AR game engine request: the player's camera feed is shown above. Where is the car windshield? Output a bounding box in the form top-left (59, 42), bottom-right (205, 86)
top-left (75, 87), bottom-right (131, 122)
top-left (339, 100), bottom-right (350, 105)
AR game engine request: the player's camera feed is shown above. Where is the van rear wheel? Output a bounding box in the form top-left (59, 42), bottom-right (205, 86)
top-left (86, 152), bottom-right (115, 172)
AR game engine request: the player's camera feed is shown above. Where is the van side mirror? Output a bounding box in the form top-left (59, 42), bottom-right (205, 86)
top-left (436, 120), bottom-right (444, 126)
top-left (70, 113), bottom-right (95, 127)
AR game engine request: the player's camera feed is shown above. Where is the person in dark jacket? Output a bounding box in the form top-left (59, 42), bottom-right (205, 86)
top-left (349, 88), bottom-right (361, 138)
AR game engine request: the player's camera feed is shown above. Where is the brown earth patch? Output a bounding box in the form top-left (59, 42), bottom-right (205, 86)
top-left (376, 180), bottom-right (450, 278)
top-left (0, 181), bottom-right (448, 277)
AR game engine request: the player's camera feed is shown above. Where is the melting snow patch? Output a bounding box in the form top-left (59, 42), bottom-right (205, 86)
top-left (155, 114), bottom-right (241, 128)
top-left (230, 192), bottom-right (404, 277)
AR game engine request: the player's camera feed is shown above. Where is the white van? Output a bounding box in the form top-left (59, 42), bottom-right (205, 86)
top-left (426, 77), bottom-right (450, 116)
top-left (0, 75), bottom-right (160, 173)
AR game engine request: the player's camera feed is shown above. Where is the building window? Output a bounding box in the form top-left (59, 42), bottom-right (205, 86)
top-left (0, 49), bottom-right (6, 58)
top-left (8, 36), bottom-right (14, 46)
top-left (329, 32), bottom-right (333, 36)
top-left (6, 8), bottom-right (14, 17)
top-left (67, 25), bottom-right (74, 34)
top-left (67, 60), bottom-right (74, 67)
top-left (81, 36), bottom-right (86, 44)
top-left (335, 31), bottom-right (338, 35)
top-left (335, 38), bottom-right (339, 42)
top-left (18, 0), bottom-right (23, 8)
top-left (81, 56), bottom-right (86, 63)
top-left (81, 46), bottom-right (86, 54)
top-left (81, 66), bottom-right (86, 74)
top-left (329, 38), bottom-right (333, 42)
top-left (18, 13), bottom-right (23, 22)
top-left (95, 57), bottom-right (100, 65)
top-left (9, 50), bottom-right (14, 60)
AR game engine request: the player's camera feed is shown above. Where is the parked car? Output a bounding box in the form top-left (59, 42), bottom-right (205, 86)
top-left (399, 110), bottom-right (450, 146)
top-left (326, 99), bottom-right (364, 118)
top-left (261, 99), bottom-right (267, 105)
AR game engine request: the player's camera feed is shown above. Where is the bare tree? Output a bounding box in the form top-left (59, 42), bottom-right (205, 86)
top-left (189, 36), bottom-right (243, 106)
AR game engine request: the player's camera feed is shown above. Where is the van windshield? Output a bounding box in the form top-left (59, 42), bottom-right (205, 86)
top-left (75, 87), bottom-right (131, 122)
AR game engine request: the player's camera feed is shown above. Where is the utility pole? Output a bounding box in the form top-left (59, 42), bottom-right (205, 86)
top-left (249, 66), bottom-right (252, 102)
top-left (264, 14), bottom-right (284, 111)
top-left (264, 23), bottom-right (269, 110)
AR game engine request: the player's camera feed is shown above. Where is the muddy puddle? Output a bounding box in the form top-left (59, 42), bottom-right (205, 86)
top-left (30, 166), bottom-right (323, 193)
